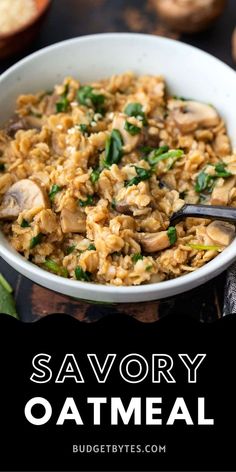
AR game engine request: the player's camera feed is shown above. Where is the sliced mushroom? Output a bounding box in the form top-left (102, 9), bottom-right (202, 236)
top-left (153, 0), bottom-right (226, 34)
top-left (0, 179), bottom-right (49, 220)
top-left (206, 221), bottom-right (235, 246)
top-left (60, 208), bottom-right (86, 233)
top-left (170, 100), bottom-right (219, 134)
top-left (137, 231), bottom-right (170, 253)
top-left (112, 113), bottom-right (142, 153)
top-left (211, 176), bottom-right (236, 206)
top-left (115, 200), bottom-right (132, 215)
top-left (5, 113), bottom-right (42, 137)
top-left (5, 116), bottom-right (30, 138)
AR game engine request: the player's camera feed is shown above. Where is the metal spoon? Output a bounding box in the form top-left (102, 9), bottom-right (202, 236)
top-left (170, 204), bottom-right (236, 226)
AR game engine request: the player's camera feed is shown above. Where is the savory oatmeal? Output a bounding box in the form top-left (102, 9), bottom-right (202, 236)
top-left (0, 72), bottom-right (235, 286)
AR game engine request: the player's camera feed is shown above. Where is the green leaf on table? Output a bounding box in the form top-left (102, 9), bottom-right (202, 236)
top-left (0, 274), bottom-right (18, 318)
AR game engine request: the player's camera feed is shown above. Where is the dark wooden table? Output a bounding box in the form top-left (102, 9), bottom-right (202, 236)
top-left (0, 0), bottom-right (235, 322)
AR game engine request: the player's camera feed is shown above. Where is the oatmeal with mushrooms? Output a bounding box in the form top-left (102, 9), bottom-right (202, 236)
top-left (0, 72), bottom-right (235, 285)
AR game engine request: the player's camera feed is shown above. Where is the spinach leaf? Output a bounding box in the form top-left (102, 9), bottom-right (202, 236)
top-left (77, 86), bottom-right (105, 112)
top-left (75, 266), bottom-right (91, 281)
top-left (78, 195), bottom-right (94, 207)
top-left (124, 121), bottom-right (141, 136)
top-left (30, 233), bottom-right (43, 249)
top-left (124, 102), bottom-right (147, 125)
top-left (131, 253), bottom-right (143, 263)
top-left (125, 166), bottom-right (152, 187)
top-left (167, 226), bottom-right (177, 245)
top-left (56, 84), bottom-right (69, 113)
top-left (104, 129), bottom-right (123, 166)
top-left (49, 184), bottom-right (62, 202)
top-left (44, 258), bottom-right (68, 278)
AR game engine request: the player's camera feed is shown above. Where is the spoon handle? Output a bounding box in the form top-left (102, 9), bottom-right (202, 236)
top-left (170, 204), bottom-right (236, 225)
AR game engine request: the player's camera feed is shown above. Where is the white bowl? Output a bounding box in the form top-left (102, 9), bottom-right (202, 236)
top-left (0, 33), bottom-right (236, 303)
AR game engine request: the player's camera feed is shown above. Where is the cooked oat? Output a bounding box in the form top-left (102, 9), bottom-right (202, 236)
top-left (0, 72), bottom-right (235, 286)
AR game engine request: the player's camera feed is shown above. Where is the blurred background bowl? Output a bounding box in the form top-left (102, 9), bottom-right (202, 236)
top-left (0, 0), bottom-right (51, 59)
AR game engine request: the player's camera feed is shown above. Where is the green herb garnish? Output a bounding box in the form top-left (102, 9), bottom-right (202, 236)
top-left (125, 166), bottom-right (152, 187)
top-left (195, 171), bottom-right (213, 193)
top-left (30, 233), bottom-right (43, 249)
top-left (87, 244), bottom-right (96, 251)
top-left (79, 123), bottom-right (88, 134)
top-left (44, 258), bottom-right (68, 277)
top-left (124, 121), bottom-right (141, 136)
top-left (131, 253), bottom-right (143, 263)
top-left (66, 245), bottom-right (76, 255)
top-left (148, 149), bottom-right (184, 167)
top-left (195, 162), bottom-right (232, 194)
top-left (145, 265), bottom-right (153, 271)
top-left (75, 266), bottom-right (91, 282)
top-left (49, 184), bottom-right (62, 202)
top-left (90, 169), bottom-right (100, 184)
top-left (56, 84), bottom-right (69, 113)
top-left (79, 195), bottom-right (94, 207)
top-left (77, 86), bottom-right (105, 112)
top-left (104, 129), bottom-right (123, 166)
top-left (167, 226), bottom-right (177, 245)
top-left (111, 199), bottom-right (117, 210)
top-left (20, 219), bottom-right (30, 228)
top-left (124, 102), bottom-right (147, 125)
top-left (214, 162), bottom-right (232, 178)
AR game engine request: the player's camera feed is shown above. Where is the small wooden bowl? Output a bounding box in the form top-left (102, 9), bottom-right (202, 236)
top-left (0, 0), bottom-right (51, 59)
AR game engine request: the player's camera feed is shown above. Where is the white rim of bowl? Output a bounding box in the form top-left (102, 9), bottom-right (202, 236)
top-left (0, 32), bottom-right (236, 297)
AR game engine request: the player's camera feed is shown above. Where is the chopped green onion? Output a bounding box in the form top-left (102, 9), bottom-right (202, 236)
top-left (188, 243), bottom-right (221, 251)
top-left (124, 102), bottom-right (147, 125)
top-left (90, 169), bottom-right (100, 184)
top-left (145, 265), bottom-right (153, 271)
top-left (195, 171), bottom-right (213, 193)
top-left (75, 266), bottom-right (91, 281)
top-left (125, 166), bottom-right (152, 187)
top-left (87, 243), bottom-right (96, 251)
top-left (56, 97), bottom-right (69, 113)
top-left (104, 129), bottom-right (123, 166)
top-left (44, 258), bottom-right (68, 277)
top-left (131, 253), bottom-right (143, 263)
top-left (124, 121), bottom-right (141, 136)
top-left (77, 86), bottom-right (105, 112)
top-left (111, 199), bottom-right (117, 210)
top-left (167, 226), bottom-right (177, 245)
top-left (195, 162), bottom-right (232, 193)
top-left (0, 273), bottom-right (13, 293)
top-left (0, 163), bottom-right (5, 172)
top-left (79, 123), bottom-right (88, 134)
top-left (148, 149), bottom-right (184, 167)
top-left (20, 219), bottom-right (30, 228)
top-left (214, 162), bottom-right (232, 178)
top-left (30, 233), bottom-right (43, 249)
top-left (49, 184), bottom-right (62, 201)
top-left (66, 245), bottom-right (76, 255)
top-left (79, 195), bottom-right (94, 207)
top-left (56, 84), bottom-right (70, 113)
